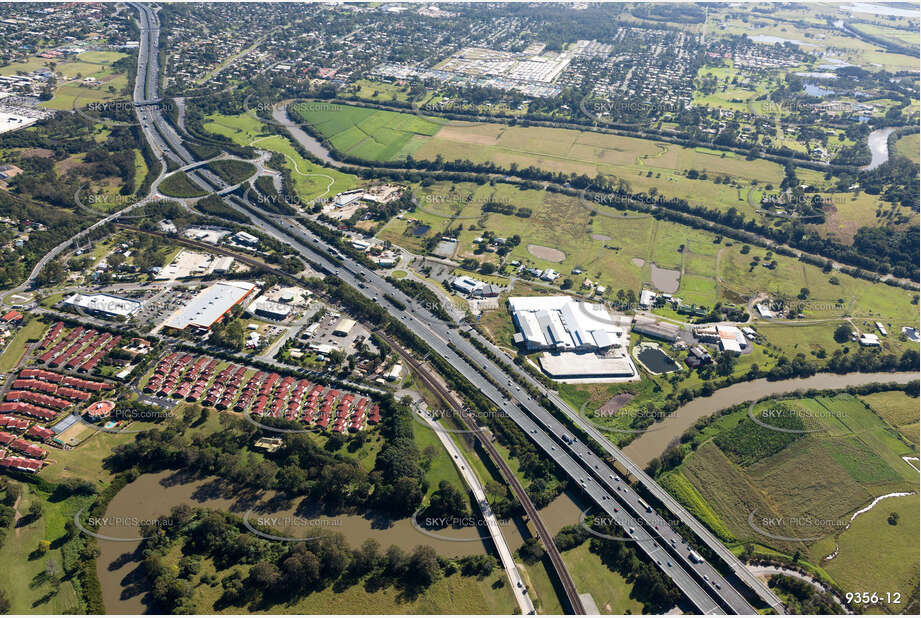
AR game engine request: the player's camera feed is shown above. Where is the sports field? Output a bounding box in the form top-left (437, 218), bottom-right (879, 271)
top-left (669, 393), bottom-right (919, 607)
top-left (295, 103), bottom-right (442, 161)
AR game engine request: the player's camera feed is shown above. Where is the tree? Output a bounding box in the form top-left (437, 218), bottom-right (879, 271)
top-left (247, 561), bottom-right (281, 592)
top-left (798, 287), bottom-right (810, 300)
top-left (888, 512), bottom-right (900, 526)
top-left (27, 502), bottom-right (43, 522)
top-left (716, 352), bottom-right (736, 376)
top-left (426, 481), bottom-right (468, 520)
top-left (518, 537), bottom-right (545, 563)
top-left (833, 323), bottom-right (852, 343)
top-left (406, 546), bottom-right (441, 588)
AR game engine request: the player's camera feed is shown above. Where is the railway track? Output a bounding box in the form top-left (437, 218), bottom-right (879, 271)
top-left (377, 332), bottom-right (585, 615)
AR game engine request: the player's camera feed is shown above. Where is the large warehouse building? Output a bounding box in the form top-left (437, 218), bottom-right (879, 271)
top-left (509, 296), bottom-right (630, 352)
top-left (63, 293), bottom-right (141, 319)
top-left (165, 281), bottom-right (258, 332)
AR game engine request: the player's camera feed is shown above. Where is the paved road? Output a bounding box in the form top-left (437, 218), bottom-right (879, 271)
top-left (257, 303), bottom-right (320, 362)
top-left (117, 8), bottom-right (767, 612)
top-left (416, 405), bottom-right (536, 615)
top-left (226, 206), bottom-right (734, 615)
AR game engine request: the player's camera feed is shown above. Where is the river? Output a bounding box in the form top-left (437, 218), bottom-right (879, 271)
top-left (861, 127), bottom-right (897, 171)
top-left (622, 371), bottom-right (919, 467)
top-left (93, 470), bottom-right (585, 614)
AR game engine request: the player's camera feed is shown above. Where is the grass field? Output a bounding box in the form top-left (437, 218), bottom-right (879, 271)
top-left (203, 112), bottom-right (356, 202)
top-left (296, 104), bottom-right (442, 161)
top-left (158, 171), bottom-right (208, 198)
top-left (205, 159), bottom-right (256, 185)
top-left (561, 543), bottom-right (644, 614)
top-left (0, 318), bottom-right (46, 372)
top-left (895, 133), bottom-right (920, 164)
top-left (296, 102), bottom-right (850, 219)
top-left (669, 391), bottom-right (919, 594)
top-left (413, 419), bottom-right (468, 501)
top-left (296, 100), bottom-right (918, 244)
top-left (180, 543), bottom-right (517, 614)
top-left (810, 493), bottom-right (918, 614)
top-left (40, 423), bottom-right (153, 486)
top-left (384, 178), bottom-right (918, 342)
top-left (858, 390), bottom-right (921, 446)
top-left (0, 483), bottom-right (92, 614)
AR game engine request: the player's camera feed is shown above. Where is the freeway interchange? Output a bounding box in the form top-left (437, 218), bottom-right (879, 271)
top-left (125, 3), bottom-right (785, 614)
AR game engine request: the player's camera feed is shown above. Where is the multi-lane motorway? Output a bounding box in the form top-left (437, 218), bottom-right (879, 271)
top-left (126, 3), bottom-right (781, 614)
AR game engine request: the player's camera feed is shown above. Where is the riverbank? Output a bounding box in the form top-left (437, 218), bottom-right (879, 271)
top-left (623, 371), bottom-right (919, 466)
top-left (94, 470), bottom-right (500, 614)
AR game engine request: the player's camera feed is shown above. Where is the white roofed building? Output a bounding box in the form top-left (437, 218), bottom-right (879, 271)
top-left (63, 293), bottom-right (141, 318)
top-left (165, 281), bottom-right (258, 332)
top-left (509, 296), bottom-right (629, 352)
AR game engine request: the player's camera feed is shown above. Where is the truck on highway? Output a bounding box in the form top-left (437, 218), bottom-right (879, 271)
top-left (561, 434), bottom-right (573, 444)
top-left (637, 499), bottom-right (652, 512)
top-left (688, 550), bottom-right (703, 563)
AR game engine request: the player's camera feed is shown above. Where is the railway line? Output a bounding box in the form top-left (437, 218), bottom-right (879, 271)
top-left (378, 332), bottom-right (585, 615)
top-left (121, 4), bottom-right (773, 612)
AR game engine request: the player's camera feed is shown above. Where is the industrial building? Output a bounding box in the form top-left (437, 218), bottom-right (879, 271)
top-left (63, 293), bottom-right (141, 319)
top-left (165, 281), bottom-right (258, 332)
top-left (231, 231), bottom-right (259, 247)
top-left (632, 317), bottom-right (680, 342)
top-left (509, 296), bottom-right (630, 352)
top-left (695, 325), bottom-right (747, 353)
top-left (250, 297), bottom-right (293, 321)
top-left (538, 352), bottom-right (637, 381)
top-left (333, 318), bottom-right (356, 337)
top-left (451, 275), bottom-right (500, 298)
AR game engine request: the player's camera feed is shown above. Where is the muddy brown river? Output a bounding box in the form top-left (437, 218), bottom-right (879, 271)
top-left (94, 471), bottom-right (586, 613)
top-left (622, 371), bottom-right (919, 466)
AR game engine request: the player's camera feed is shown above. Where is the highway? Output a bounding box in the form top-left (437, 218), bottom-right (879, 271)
top-left (126, 3), bottom-right (771, 614)
top-left (460, 330), bottom-right (789, 614)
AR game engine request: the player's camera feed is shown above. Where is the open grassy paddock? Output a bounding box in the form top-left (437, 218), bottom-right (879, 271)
top-left (293, 100), bottom-right (920, 244)
top-left (204, 112), bottom-right (356, 201)
top-left (895, 133), bottom-right (920, 164)
top-left (666, 392), bottom-right (919, 605)
top-left (381, 178), bottom-right (918, 338)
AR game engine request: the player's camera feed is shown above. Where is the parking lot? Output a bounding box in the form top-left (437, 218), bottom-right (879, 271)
top-left (140, 285), bottom-right (199, 334)
top-left (304, 310), bottom-right (376, 357)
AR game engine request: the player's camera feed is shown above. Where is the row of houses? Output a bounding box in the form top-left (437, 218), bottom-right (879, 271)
top-left (0, 368), bottom-right (114, 423)
top-left (0, 431), bottom-right (47, 459)
top-left (141, 352), bottom-right (380, 433)
top-left (36, 323), bottom-right (122, 373)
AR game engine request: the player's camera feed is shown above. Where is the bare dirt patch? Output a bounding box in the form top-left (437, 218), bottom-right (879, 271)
top-left (597, 393), bottom-right (635, 416)
top-left (18, 147), bottom-right (54, 158)
top-left (591, 233), bottom-right (611, 241)
top-left (650, 263), bottom-right (680, 293)
top-left (631, 257), bottom-right (645, 267)
top-left (527, 244), bottom-right (566, 262)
